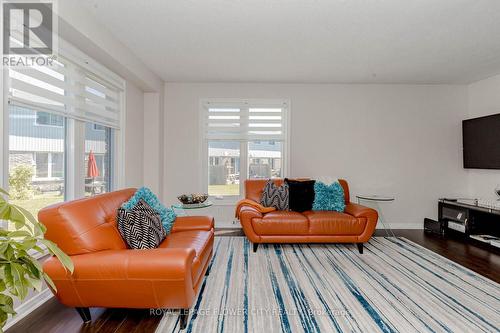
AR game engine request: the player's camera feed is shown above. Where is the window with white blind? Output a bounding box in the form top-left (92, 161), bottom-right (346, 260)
top-left (8, 57), bottom-right (122, 129)
top-left (201, 99), bottom-right (289, 198)
top-left (2, 40), bottom-right (125, 213)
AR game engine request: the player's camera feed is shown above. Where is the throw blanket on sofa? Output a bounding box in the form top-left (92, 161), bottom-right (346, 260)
top-left (235, 199), bottom-right (276, 218)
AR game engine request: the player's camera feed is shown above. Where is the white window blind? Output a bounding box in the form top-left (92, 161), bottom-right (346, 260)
top-left (203, 100), bottom-right (287, 141)
top-left (8, 57), bottom-right (123, 129)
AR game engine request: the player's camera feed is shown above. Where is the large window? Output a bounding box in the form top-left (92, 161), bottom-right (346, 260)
top-left (202, 100), bottom-right (288, 198)
top-left (3, 41), bottom-right (125, 215)
top-left (8, 105), bottom-right (66, 218)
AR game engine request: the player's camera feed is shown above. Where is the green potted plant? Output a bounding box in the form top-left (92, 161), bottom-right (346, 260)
top-left (0, 188), bottom-right (73, 332)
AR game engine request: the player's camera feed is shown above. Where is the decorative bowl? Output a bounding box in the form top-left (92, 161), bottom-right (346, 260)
top-left (177, 193), bottom-right (209, 205)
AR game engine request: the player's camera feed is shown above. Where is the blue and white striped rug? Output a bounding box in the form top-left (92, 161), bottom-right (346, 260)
top-left (155, 237), bottom-right (500, 333)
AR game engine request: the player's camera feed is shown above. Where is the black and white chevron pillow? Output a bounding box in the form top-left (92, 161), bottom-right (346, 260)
top-left (260, 180), bottom-right (289, 210)
top-left (117, 199), bottom-right (167, 249)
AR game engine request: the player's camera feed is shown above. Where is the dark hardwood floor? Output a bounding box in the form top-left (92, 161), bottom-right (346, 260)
top-left (7, 229), bottom-right (500, 333)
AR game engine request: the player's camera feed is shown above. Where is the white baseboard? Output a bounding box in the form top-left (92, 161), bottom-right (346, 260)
top-left (4, 288), bottom-right (54, 331)
top-left (376, 223), bottom-right (423, 230)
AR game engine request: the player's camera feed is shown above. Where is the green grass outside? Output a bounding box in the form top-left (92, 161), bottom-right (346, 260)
top-left (208, 184), bottom-right (240, 196)
top-left (10, 193), bottom-right (64, 221)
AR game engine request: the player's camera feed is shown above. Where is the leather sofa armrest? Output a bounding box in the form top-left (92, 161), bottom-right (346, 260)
top-left (172, 216), bottom-right (214, 232)
top-left (43, 248), bottom-right (196, 282)
top-left (239, 205), bottom-right (263, 219)
top-left (345, 203), bottom-right (377, 219)
top-left (238, 206), bottom-right (262, 243)
top-left (344, 203), bottom-right (379, 242)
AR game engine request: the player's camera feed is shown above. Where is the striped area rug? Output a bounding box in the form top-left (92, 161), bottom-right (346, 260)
top-left (155, 237), bottom-right (500, 333)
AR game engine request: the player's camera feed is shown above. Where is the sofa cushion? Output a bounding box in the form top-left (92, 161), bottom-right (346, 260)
top-left (122, 187), bottom-right (176, 234)
top-left (252, 211), bottom-right (308, 235)
top-left (312, 181), bottom-right (346, 212)
top-left (304, 211), bottom-right (366, 235)
top-left (159, 230), bottom-right (214, 284)
top-left (285, 178), bottom-right (316, 212)
top-left (260, 180), bottom-right (289, 210)
top-left (117, 199), bottom-right (167, 249)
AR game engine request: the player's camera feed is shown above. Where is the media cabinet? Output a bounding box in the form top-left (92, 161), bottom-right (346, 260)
top-left (437, 199), bottom-right (500, 250)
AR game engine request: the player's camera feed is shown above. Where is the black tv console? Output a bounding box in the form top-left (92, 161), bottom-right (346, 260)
top-left (438, 199), bottom-right (500, 250)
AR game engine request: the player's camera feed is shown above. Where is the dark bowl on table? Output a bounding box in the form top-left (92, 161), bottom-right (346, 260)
top-left (177, 193), bottom-right (209, 205)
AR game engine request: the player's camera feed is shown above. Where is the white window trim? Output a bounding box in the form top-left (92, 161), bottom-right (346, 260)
top-left (200, 98), bottom-right (291, 204)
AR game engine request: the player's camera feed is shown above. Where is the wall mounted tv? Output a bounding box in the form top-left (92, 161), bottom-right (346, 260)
top-left (463, 113), bottom-right (500, 169)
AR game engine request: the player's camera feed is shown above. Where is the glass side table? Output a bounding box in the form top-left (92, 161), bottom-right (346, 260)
top-left (171, 201), bottom-right (213, 216)
top-left (356, 195), bottom-right (396, 238)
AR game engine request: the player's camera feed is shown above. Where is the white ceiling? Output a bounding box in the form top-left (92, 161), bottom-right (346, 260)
top-left (80, 0), bottom-right (500, 84)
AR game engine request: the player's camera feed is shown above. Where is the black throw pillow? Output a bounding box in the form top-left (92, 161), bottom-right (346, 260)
top-left (117, 199), bottom-right (167, 249)
top-left (285, 179), bottom-right (316, 212)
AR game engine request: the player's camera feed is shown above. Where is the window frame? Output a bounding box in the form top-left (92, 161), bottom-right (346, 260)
top-left (200, 99), bottom-right (290, 204)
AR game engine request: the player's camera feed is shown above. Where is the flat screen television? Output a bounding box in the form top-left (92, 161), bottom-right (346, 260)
top-left (463, 113), bottom-right (500, 169)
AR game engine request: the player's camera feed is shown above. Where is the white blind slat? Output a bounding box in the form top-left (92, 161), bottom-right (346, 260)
top-left (204, 101), bottom-right (286, 141)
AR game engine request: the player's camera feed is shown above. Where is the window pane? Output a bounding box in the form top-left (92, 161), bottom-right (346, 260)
top-left (36, 111), bottom-right (64, 127)
top-left (85, 123), bottom-right (112, 197)
top-left (208, 141), bottom-right (240, 196)
top-left (35, 153), bottom-right (49, 178)
top-left (9, 105), bottom-right (65, 221)
top-left (51, 153), bottom-right (64, 178)
top-left (248, 141), bottom-right (283, 179)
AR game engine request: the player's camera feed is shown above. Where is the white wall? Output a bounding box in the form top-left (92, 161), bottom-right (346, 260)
top-left (164, 83), bottom-right (468, 228)
top-left (144, 93), bottom-right (163, 195)
top-left (466, 74), bottom-right (500, 199)
top-left (124, 82), bottom-right (145, 187)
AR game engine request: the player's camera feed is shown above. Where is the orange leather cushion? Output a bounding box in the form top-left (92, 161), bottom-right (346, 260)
top-left (252, 211), bottom-right (309, 235)
top-left (159, 230), bottom-right (214, 284)
top-left (304, 211), bottom-right (366, 235)
top-left (245, 179), bottom-right (350, 204)
top-left (39, 189), bottom-right (136, 255)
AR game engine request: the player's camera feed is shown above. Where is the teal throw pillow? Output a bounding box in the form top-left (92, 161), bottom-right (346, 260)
top-left (122, 187), bottom-right (176, 234)
top-left (312, 181), bottom-right (346, 212)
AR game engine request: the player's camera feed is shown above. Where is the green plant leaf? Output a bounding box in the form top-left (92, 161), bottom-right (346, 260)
top-left (8, 206), bottom-right (25, 224)
top-left (19, 239), bottom-right (37, 251)
top-left (7, 230), bottom-right (32, 238)
top-left (10, 263), bottom-right (29, 300)
top-left (0, 204), bottom-right (10, 220)
top-left (3, 265), bottom-right (16, 297)
top-left (0, 242), bottom-right (9, 254)
top-left (0, 188), bottom-right (9, 197)
top-left (20, 256), bottom-right (42, 279)
top-left (0, 281), bottom-right (5, 293)
top-left (40, 239), bottom-right (74, 274)
top-left (43, 272), bottom-right (56, 292)
top-left (32, 245), bottom-right (45, 254)
top-left (13, 205), bottom-right (38, 225)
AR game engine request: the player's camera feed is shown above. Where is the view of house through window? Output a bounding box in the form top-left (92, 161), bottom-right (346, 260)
top-left (208, 141), bottom-right (240, 196)
top-left (8, 105), bottom-right (66, 219)
top-left (248, 141), bottom-right (282, 179)
top-left (85, 123), bottom-right (112, 197)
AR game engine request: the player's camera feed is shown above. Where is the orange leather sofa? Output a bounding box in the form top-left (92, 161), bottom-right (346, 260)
top-left (237, 179), bottom-right (378, 253)
top-left (39, 189), bottom-right (214, 329)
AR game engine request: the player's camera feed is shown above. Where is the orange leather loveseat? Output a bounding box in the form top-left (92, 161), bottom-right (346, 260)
top-left (39, 189), bottom-right (214, 329)
top-left (237, 179), bottom-right (378, 253)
